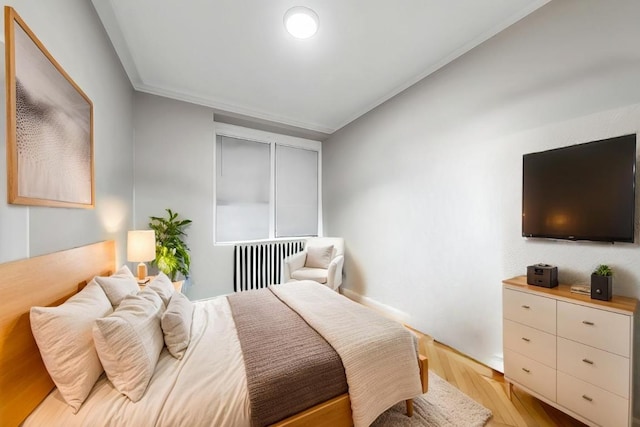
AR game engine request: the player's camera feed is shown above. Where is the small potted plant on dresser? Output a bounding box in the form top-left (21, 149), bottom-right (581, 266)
top-left (590, 264), bottom-right (612, 301)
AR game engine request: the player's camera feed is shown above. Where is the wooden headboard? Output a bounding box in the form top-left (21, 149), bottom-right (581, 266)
top-left (0, 240), bottom-right (116, 427)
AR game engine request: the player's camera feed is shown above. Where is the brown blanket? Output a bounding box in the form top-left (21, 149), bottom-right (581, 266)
top-left (227, 288), bottom-right (348, 426)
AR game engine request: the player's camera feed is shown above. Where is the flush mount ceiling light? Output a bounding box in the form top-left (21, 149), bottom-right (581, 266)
top-left (284, 6), bottom-right (319, 39)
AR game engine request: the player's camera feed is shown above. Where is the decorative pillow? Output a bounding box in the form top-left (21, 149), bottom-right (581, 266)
top-left (148, 272), bottom-right (175, 306)
top-left (30, 280), bottom-right (113, 413)
top-left (95, 265), bottom-right (139, 307)
top-left (305, 245), bottom-right (334, 269)
top-left (93, 287), bottom-right (164, 402)
top-left (161, 292), bottom-right (194, 359)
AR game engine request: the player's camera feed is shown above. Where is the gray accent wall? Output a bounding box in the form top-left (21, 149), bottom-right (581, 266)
top-left (322, 0), bottom-right (640, 418)
top-left (0, 0), bottom-right (134, 264)
top-left (133, 93), bottom-right (325, 299)
top-left (133, 92), bottom-right (233, 299)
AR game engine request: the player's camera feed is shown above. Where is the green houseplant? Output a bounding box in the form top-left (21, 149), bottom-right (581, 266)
top-left (149, 209), bottom-right (192, 281)
top-left (590, 264), bottom-right (613, 301)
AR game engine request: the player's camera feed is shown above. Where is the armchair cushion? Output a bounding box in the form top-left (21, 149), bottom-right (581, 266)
top-left (305, 245), bottom-right (334, 269)
top-left (290, 267), bottom-right (328, 284)
top-left (286, 250), bottom-right (307, 271)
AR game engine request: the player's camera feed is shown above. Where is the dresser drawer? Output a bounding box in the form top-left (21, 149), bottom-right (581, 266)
top-left (503, 289), bottom-right (556, 334)
top-left (504, 349), bottom-right (556, 402)
top-left (504, 319), bottom-right (556, 368)
top-left (557, 301), bottom-right (631, 357)
top-left (557, 337), bottom-right (629, 399)
top-left (557, 371), bottom-right (629, 427)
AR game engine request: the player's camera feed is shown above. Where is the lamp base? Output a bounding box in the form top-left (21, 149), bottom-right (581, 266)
top-left (137, 262), bottom-right (148, 282)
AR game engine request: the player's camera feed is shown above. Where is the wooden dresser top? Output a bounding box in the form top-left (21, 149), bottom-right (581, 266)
top-left (503, 275), bottom-right (638, 315)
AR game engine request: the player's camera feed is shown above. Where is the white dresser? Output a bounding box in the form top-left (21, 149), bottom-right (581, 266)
top-left (503, 276), bottom-right (637, 427)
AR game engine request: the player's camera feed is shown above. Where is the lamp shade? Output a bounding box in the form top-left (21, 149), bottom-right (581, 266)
top-left (127, 230), bottom-right (156, 262)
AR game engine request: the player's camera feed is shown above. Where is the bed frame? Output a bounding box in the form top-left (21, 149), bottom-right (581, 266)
top-left (0, 241), bottom-right (116, 427)
top-left (0, 240), bottom-right (428, 427)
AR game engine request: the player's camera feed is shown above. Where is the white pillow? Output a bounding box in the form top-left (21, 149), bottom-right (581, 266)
top-left (148, 272), bottom-right (175, 306)
top-left (95, 265), bottom-right (139, 307)
top-left (161, 292), bottom-right (194, 359)
top-left (305, 245), bottom-right (334, 269)
top-left (93, 287), bottom-right (164, 402)
top-left (30, 280), bottom-right (113, 413)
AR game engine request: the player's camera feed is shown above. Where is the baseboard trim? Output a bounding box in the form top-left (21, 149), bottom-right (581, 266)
top-left (488, 353), bottom-right (504, 373)
top-left (340, 288), bottom-right (411, 324)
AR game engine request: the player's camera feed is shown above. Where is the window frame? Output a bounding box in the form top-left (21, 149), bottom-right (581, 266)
top-left (213, 122), bottom-right (322, 245)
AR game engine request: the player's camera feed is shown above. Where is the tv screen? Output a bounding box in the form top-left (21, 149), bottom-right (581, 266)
top-left (522, 134), bottom-right (636, 243)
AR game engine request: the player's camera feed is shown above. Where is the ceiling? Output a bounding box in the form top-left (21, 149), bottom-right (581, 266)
top-left (92, 0), bottom-right (549, 138)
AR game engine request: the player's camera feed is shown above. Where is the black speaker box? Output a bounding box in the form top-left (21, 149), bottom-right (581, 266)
top-left (591, 275), bottom-right (612, 301)
top-left (526, 264), bottom-right (558, 288)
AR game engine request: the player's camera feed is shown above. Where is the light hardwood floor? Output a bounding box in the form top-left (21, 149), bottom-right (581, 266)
top-left (410, 329), bottom-right (587, 427)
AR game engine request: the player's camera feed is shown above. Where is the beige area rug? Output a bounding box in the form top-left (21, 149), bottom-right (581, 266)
top-left (372, 371), bottom-right (492, 427)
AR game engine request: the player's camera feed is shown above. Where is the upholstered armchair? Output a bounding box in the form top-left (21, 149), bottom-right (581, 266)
top-left (282, 237), bottom-right (344, 291)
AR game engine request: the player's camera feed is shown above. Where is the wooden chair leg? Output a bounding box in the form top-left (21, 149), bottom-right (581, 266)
top-left (406, 399), bottom-right (414, 417)
top-left (506, 381), bottom-right (513, 400)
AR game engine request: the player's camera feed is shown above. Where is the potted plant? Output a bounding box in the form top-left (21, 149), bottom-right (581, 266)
top-left (590, 264), bottom-right (612, 301)
top-left (149, 209), bottom-right (192, 281)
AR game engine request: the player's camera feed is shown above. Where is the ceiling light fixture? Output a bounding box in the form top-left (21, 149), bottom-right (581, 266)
top-left (284, 6), bottom-right (319, 39)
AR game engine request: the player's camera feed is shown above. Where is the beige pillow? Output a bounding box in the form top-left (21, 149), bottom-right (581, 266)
top-left (305, 245), bottom-right (334, 269)
top-left (93, 287), bottom-right (164, 402)
top-left (30, 280), bottom-right (113, 413)
top-left (161, 292), bottom-right (194, 359)
top-left (95, 265), bottom-right (139, 307)
top-left (148, 272), bottom-right (175, 306)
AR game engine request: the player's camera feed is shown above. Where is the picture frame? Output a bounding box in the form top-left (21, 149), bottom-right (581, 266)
top-left (4, 6), bottom-right (94, 208)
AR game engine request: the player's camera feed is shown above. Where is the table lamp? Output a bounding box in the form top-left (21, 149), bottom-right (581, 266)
top-left (127, 230), bottom-right (156, 283)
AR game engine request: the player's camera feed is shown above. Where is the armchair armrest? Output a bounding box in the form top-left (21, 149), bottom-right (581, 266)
top-left (326, 255), bottom-right (344, 291)
top-left (282, 250), bottom-right (307, 283)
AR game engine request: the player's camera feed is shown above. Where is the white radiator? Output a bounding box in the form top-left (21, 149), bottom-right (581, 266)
top-left (233, 240), bottom-right (305, 292)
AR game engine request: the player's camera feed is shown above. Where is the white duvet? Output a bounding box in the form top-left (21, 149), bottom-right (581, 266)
top-left (24, 297), bottom-right (251, 427)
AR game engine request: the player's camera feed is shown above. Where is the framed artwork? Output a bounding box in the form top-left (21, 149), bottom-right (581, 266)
top-left (4, 6), bottom-right (94, 208)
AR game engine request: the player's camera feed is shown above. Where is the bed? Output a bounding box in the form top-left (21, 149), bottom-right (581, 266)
top-left (0, 241), bottom-right (427, 426)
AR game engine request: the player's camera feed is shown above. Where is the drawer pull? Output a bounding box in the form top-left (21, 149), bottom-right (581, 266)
top-left (521, 337), bottom-right (531, 342)
top-left (582, 395), bottom-right (593, 402)
top-left (521, 305), bottom-right (530, 309)
top-left (521, 368), bottom-right (531, 373)
top-left (582, 358), bottom-right (594, 365)
top-left (582, 320), bottom-right (595, 326)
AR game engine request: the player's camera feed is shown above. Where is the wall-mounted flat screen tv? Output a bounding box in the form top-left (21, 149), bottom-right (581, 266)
top-left (522, 134), bottom-right (636, 243)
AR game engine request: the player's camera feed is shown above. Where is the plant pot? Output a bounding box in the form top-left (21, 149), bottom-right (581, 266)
top-left (590, 274), bottom-right (612, 301)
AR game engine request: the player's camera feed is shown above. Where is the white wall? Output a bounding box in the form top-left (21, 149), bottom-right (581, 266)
top-left (0, 0), bottom-right (134, 264)
top-left (322, 0), bottom-right (640, 418)
top-left (133, 92), bottom-right (234, 299)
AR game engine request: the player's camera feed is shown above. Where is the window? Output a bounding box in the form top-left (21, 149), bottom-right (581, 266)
top-left (216, 136), bottom-right (270, 242)
top-left (275, 145), bottom-right (318, 237)
top-left (215, 124), bottom-right (321, 243)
